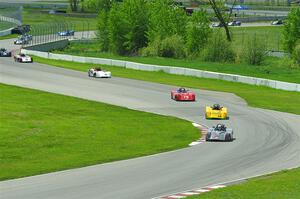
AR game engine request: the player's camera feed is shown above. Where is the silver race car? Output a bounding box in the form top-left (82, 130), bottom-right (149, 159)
top-left (206, 124), bottom-right (233, 142)
top-left (0, 48), bottom-right (11, 57)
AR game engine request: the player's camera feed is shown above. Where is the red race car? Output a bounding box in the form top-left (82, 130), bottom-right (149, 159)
top-left (171, 87), bottom-right (196, 101)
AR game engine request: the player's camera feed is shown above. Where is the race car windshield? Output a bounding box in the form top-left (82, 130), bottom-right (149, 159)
top-left (215, 124), bottom-right (226, 131)
top-left (95, 67), bottom-right (102, 71)
top-left (212, 104), bottom-right (221, 110)
top-left (177, 88), bottom-right (187, 93)
top-left (20, 54), bottom-right (26, 57)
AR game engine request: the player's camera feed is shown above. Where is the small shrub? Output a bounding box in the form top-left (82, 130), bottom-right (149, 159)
top-left (202, 32), bottom-right (235, 62)
top-left (140, 36), bottom-right (161, 57)
top-left (159, 35), bottom-right (186, 58)
top-left (292, 44), bottom-right (300, 67)
top-left (243, 34), bottom-right (267, 65)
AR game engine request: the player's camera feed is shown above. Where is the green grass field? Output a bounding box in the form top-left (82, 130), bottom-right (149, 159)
top-left (23, 8), bottom-right (97, 32)
top-left (0, 21), bottom-right (15, 31)
top-left (0, 83), bottom-right (199, 180)
top-left (187, 167), bottom-right (300, 199)
top-left (0, 34), bottom-right (18, 40)
top-left (54, 41), bottom-right (300, 84)
top-left (230, 26), bottom-right (283, 51)
top-left (33, 56), bottom-right (300, 115)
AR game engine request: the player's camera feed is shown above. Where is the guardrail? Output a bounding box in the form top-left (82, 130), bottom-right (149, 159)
top-left (0, 15), bottom-right (22, 36)
top-left (21, 49), bottom-right (300, 92)
top-left (0, 27), bottom-right (13, 36)
top-left (0, 15), bottom-right (21, 26)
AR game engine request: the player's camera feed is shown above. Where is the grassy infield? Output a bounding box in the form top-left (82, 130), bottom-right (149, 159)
top-left (0, 84), bottom-right (199, 180)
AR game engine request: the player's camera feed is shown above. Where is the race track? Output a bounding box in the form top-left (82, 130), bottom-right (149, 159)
top-left (0, 56), bottom-right (300, 199)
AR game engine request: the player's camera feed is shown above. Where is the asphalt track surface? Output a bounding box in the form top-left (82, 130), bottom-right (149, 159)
top-left (1, 51), bottom-right (300, 198)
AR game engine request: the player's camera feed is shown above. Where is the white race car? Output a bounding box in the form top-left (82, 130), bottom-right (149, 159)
top-left (88, 67), bottom-right (111, 78)
top-left (14, 53), bottom-right (33, 63)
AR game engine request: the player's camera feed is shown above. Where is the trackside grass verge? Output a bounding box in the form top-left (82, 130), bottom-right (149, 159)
top-left (33, 56), bottom-right (300, 115)
top-left (54, 44), bottom-right (300, 84)
top-left (187, 167), bottom-right (300, 199)
top-left (0, 84), bottom-right (199, 180)
top-left (0, 34), bottom-right (18, 40)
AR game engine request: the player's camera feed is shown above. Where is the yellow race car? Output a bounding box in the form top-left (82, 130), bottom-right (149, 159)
top-left (205, 104), bottom-right (228, 119)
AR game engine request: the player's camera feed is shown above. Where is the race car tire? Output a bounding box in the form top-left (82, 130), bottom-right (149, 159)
top-left (93, 73), bottom-right (96, 77)
top-left (175, 95), bottom-right (178, 101)
top-left (225, 134), bottom-right (232, 142)
top-left (205, 133), bottom-right (211, 141)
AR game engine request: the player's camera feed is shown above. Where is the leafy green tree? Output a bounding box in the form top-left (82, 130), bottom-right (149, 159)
top-left (122, 0), bottom-right (149, 54)
top-left (283, 7), bottom-right (300, 53)
top-left (108, 2), bottom-right (128, 54)
top-left (83, 0), bottom-right (113, 12)
top-left (208, 0), bottom-right (236, 42)
top-left (96, 0), bottom-right (113, 51)
top-left (147, 0), bottom-right (187, 43)
top-left (108, 0), bottom-right (148, 55)
top-left (186, 10), bottom-right (212, 55)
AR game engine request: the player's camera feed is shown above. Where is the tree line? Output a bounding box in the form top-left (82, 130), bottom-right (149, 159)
top-left (73, 0), bottom-right (300, 66)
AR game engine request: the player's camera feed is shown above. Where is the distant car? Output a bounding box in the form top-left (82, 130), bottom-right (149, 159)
top-left (171, 87), bottom-right (196, 101)
top-left (0, 48), bottom-right (11, 57)
top-left (14, 53), bottom-right (33, 63)
top-left (88, 67), bottom-right (111, 78)
top-left (228, 20), bottom-right (241, 26)
top-left (271, 20), bottom-right (284, 25)
top-left (206, 124), bottom-right (233, 142)
top-left (14, 38), bottom-right (28, 45)
top-left (205, 104), bottom-right (228, 119)
top-left (22, 33), bottom-right (33, 41)
top-left (58, 30), bottom-right (75, 36)
top-left (212, 22), bottom-right (224, 27)
top-left (11, 25), bottom-right (31, 34)
top-left (14, 35), bottom-right (31, 45)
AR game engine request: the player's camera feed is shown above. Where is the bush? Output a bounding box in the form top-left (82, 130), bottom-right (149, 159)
top-left (243, 34), bottom-right (267, 65)
top-left (202, 31), bottom-right (235, 62)
top-left (140, 36), bottom-right (161, 57)
top-left (159, 35), bottom-right (186, 58)
top-left (292, 44), bottom-right (300, 67)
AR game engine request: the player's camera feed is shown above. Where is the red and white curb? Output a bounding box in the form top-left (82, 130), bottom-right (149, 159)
top-left (156, 184), bottom-right (226, 199)
top-left (189, 123), bottom-right (209, 146)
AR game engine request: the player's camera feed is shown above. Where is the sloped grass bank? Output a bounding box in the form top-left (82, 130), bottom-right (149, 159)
top-left (0, 84), bottom-right (199, 180)
top-left (33, 56), bottom-right (300, 115)
top-left (187, 168), bottom-right (300, 199)
top-left (54, 44), bottom-right (300, 83)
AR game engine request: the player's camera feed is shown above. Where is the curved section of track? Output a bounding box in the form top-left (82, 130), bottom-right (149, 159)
top-left (0, 58), bottom-right (299, 199)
